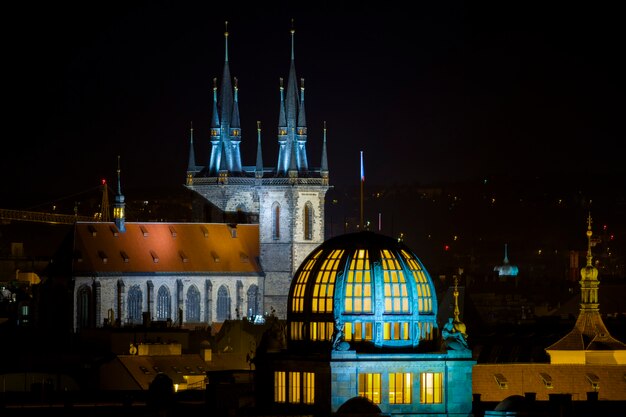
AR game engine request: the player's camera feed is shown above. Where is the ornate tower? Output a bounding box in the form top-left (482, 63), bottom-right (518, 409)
top-left (185, 23), bottom-right (330, 319)
top-left (113, 155), bottom-right (126, 233)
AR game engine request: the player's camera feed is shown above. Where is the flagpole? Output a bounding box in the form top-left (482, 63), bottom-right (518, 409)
top-left (360, 151), bottom-right (364, 229)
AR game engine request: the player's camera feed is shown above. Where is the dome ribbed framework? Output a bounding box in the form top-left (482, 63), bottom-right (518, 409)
top-left (287, 231), bottom-right (438, 349)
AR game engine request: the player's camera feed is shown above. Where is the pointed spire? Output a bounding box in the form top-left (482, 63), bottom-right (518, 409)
top-left (231, 77), bottom-right (240, 128)
top-left (219, 22), bottom-right (234, 128)
top-left (187, 121), bottom-right (196, 171)
top-left (580, 212), bottom-right (599, 311)
top-left (278, 77), bottom-right (286, 127)
top-left (320, 121), bottom-right (329, 176)
top-left (503, 243), bottom-right (509, 264)
top-left (255, 121), bottom-right (264, 178)
top-left (290, 18), bottom-right (295, 60)
top-left (297, 77), bottom-right (307, 127)
top-left (113, 155), bottom-right (126, 232)
top-left (210, 77), bottom-right (219, 128)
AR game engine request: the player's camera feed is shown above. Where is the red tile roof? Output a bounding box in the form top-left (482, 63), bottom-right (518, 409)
top-left (72, 222), bottom-right (261, 275)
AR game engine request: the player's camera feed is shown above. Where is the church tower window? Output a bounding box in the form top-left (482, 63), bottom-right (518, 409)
top-left (217, 285), bottom-right (231, 321)
top-left (272, 203), bottom-right (281, 240)
top-left (186, 285), bottom-right (201, 322)
top-left (156, 285), bottom-right (171, 320)
top-left (304, 202), bottom-right (313, 240)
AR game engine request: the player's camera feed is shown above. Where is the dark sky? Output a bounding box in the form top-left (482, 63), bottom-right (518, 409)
top-left (3, 1), bottom-right (624, 209)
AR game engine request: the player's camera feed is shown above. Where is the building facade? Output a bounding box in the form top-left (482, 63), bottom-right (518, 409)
top-left (71, 26), bottom-right (329, 330)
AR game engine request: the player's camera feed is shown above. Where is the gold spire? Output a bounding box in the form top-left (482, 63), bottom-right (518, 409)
top-left (453, 275), bottom-right (461, 322)
top-left (586, 212), bottom-right (593, 267)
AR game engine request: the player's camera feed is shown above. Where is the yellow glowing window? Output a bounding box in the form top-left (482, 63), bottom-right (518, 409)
top-left (303, 372), bottom-right (315, 404)
top-left (384, 322), bottom-right (411, 340)
top-left (274, 371), bottom-right (286, 403)
top-left (292, 250), bottom-right (321, 312)
top-left (290, 322), bottom-right (304, 340)
top-left (381, 250), bottom-right (409, 312)
top-left (344, 250), bottom-right (372, 313)
top-left (389, 373), bottom-right (412, 404)
top-left (401, 250), bottom-right (433, 313)
top-left (420, 372), bottom-right (443, 404)
top-left (312, 250), bottom-right (343, 313)
top-left (289, 372), bottom-right (301, 403)
top-left (345, 322), bottom-right (372, 341)
top-left (310, 321), bottom-right (334, 341)
top-left (358, 373), bottom-right (381, 404)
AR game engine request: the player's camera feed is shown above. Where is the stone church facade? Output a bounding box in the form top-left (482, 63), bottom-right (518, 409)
top-left (71, 26), bottom-right (329, 330)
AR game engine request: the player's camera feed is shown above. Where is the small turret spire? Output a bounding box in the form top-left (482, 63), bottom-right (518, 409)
top-left (187, 121), bottom-right (196, 177)
top-left (320, 121), bottom-right (329, 177)
top-left (255, 121), bottom-right (264, 178)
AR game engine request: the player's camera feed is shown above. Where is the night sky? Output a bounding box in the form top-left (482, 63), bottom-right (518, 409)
top-left (3, 1), bottom-right (624, 210)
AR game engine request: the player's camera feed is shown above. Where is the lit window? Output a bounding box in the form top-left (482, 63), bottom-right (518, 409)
top-left (389, 373), bottom-right (412, 404)
top-left (383, 322), bottom-right (410, 340)
top-left (401, 250), bottom-right (433, 313)
top-left (381, 250), bottom-right (409, 312)
top-left (290, 321), bottom-right (304, 340)
top-left (345, 250), bottom-right (372, 313)
top-left (274, 371), bottom-right (286, 403)
top-left (310, 321), bottom-right (334, 341)
top-left (303, 372), bottom-right (315, 404)
top-left (292, 250), bottom-right (321, 312)
top-left (358, 373), bottom-right (381, 404)
top-left (289, 372), bottom-right (301, 403)
top-left (420, 372), bottom-right (443, 404)
top-left (312, 250), bottom-right (343, 313)
top-left (344, 321), bottom-right (373, 341)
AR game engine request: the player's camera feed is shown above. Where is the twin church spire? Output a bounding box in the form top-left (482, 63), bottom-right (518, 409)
top-left (196, 21), bottom-right (326, 179)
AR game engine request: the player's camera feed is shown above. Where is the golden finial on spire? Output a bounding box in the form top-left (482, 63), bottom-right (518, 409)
top-left (324, 120), bottom-right (327, 130)
top-left (225, 20), bottom-right (229, 37)
top-left (290, 18), bottom-right (295, 34)
top-left (213, 77), bottom-right (217, 90)
top-left (279, 77), bottom-right (284, 89)
top-left (453, 275), bottom-right (460, 322)
top-left (586, 212), bottom-right (594, 266)
top-left (257, 120), bottom-right (261, 131)
top-left (234, 76), bottom-right (238, 89)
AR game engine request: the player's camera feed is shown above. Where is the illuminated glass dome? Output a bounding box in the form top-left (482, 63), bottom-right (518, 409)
top-left (287, 231), bottom-right (438, 349)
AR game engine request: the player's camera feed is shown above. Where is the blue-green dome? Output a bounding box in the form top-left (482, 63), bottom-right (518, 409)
top-left (287, 231), bottom-right (438, 349)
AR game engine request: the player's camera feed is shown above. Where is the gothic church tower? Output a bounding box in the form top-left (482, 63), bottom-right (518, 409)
top-left (185, 24), bottom-right (330, 319)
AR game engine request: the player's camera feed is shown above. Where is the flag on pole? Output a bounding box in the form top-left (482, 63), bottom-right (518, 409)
top-left (360, 151), bottom-right (364, 182)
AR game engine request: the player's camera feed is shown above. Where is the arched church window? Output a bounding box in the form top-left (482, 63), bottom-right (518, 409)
top-left (186, 285), bottom-right (201, 322)
top-left (247, 284), bottom-right (259, 317)
top-left (217, 285), bottom-right (231, 321)
top-left (156, 285), bottom-right (171, 320)
top-left (304, 202), bottom-right (313, 240)
top-left (272, 202), bottom-right (281, 240)
top-left (127, 285), bottom-right (143, 325)
top-left (76, 285), bottom-right (91, 330)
